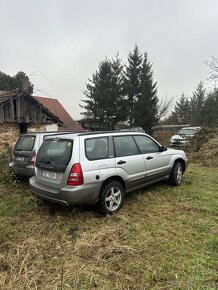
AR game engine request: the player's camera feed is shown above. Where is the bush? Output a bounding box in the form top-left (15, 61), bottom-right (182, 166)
top-left (187, 127), bottom-right (218, 167)
top-left (187, 127), bottom-right (218, 152)
top-left (0, 155), bottom-right (16, 184)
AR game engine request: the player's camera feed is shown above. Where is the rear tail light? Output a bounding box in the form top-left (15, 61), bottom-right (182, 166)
top-left (67, 163), bottom-right (84, 186)
top-left (30, 151), bottom-right (37, 166)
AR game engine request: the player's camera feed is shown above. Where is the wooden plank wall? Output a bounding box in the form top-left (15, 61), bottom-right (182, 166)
top-left (0, 95), bottom-right (54, 124)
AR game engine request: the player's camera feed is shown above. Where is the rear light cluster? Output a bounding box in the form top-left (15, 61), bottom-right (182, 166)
top-left (30, 151), bottom-right (37, 166)
top-left (67, 163), bottom-right (84, 186)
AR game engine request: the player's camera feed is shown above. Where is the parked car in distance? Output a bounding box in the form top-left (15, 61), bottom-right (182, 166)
top-left (170, 127), bottom-right (201, 147)
top-left (9, 131), bottom-right (73, 178)
top-left (29, 131), bottom-right (188, 214)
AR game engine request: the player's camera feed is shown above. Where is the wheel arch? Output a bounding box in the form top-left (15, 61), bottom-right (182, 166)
top-left (99, 175), bottom-right (126, 196)
top-left (174, 158), bottom-right (186, 173)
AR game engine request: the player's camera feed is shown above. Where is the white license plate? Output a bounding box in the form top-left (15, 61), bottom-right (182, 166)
top-left (41, 170), bottom-right (57, 179)
top-left (16, 156), bottom-right (24, 161)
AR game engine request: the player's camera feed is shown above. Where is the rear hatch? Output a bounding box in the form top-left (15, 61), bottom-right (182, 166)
top-left (35, 138), bottom-right (73, 189)
top-left (13, 135), bottom-right (36, 168)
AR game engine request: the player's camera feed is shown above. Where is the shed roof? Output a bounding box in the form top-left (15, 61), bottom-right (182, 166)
top-left (0, 90), bottom-right (19, 104)
top-left (0, 91), bottom-right (62, 125)
top-left (34, 96), bottom-right (84, 132)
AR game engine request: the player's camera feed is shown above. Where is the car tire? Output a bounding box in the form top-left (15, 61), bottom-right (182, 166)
top-left (169, 161), bottom-right (183, 186)
top-left (99, 181), bottom-right (124, 214)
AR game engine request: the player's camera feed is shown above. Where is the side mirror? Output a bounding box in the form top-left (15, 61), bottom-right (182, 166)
top-left (160, 146), bottom-right (167, 152)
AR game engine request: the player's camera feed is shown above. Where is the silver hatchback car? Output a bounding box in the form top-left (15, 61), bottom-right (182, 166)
top-left (9, 131), bottom-right (72, 178)
top-left (29, 131), bottom-right (188, 214)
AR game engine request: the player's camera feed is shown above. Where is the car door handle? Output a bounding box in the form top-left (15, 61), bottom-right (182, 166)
top-left (117, 160), bottom-right (126, 165)
top-left (146, 156), bottom-right (153, 160)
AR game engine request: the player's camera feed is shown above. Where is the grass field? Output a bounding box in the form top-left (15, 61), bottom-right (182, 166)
top-left (0, 162), bottom-right (217, 289)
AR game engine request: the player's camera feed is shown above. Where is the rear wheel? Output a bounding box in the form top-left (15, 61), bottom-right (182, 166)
top-left (99, 181), bottom-right (124, 214)
top-left (169, 162), bottom-right (183, 186)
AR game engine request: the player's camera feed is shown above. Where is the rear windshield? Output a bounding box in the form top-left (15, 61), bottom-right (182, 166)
top-left (36, 139), bottom-right (73, 171)
top-left (14, 136), bottom-right (35, 151)
top-left (178, 129), bottom-right (198, 136)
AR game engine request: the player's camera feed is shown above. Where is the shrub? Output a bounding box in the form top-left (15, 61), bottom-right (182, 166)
top-left (187, 127), bottom-right (218, 152)
top-left (0, 155), bottom-right (16, 184)
top-left (187, 127), bottom-right (218, 167)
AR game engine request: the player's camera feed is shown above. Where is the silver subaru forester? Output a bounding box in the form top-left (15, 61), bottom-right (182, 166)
top-left (9, 131), bottom-right (73, 178)
top-left (29, 131), bottom-right (188, 214)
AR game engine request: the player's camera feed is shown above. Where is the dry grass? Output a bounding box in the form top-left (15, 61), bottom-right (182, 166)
top-left (153, 127), bottom-right (218, 167)
top-left (0, 162), bottom-right (218, 289)
top-left (189, 137), bottom-right (218, 167)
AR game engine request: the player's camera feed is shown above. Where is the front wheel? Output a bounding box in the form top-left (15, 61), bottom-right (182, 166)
top-left (99, 181), bottom-right (124, 214)
top-left (169, 162), bottom-right (183, 186)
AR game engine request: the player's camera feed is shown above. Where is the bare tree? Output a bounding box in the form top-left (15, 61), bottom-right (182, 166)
top-left (205, 56), bottom-right (218, 80)
top-left (157, 96), bottom-right (175, 120)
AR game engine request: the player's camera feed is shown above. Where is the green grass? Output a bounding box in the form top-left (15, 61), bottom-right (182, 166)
top-left (0, 163), bottom-right (217, 289)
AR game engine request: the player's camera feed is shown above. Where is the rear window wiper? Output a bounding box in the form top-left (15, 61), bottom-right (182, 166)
top-left (15, 148), bottom-right (23, 151)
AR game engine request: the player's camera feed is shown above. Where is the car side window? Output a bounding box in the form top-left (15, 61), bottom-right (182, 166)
top-left (134, 135), bottom-right (160, 154)
top-left (85, 137), bottom-right (108, 160)
top-left (113, 136), bottom-right (139, 157)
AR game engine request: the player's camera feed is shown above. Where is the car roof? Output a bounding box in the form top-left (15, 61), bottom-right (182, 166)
top-left (181, 127), bottom-right (201, 130)
top-left (22, 131), bottom-right (74, 136)
top-left (44, 130), bottom-right (149, 139)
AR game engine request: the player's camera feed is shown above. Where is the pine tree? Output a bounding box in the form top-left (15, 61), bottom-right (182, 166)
top-left (134, 52), bottom-right (158, 133)
top-left (174, 94), bottom-right (191, 124)
top-left (0, 71), bottom-right (13, 91)
top-left (202, 89), bottom-right (218, 126)
top-left (13, 71), bottom-right (34, 94)
top-left (0, 71), bottom-right (33, 94)
top-left (124, 45), bottom-right (143, 126)
top-left (81, 59), bottom-right (111, 130)
top-left (81, 57), bottom-right (125, 130)
top-left (190, 81), bottom-right (206, 125)
top-left (110, 54), bottom-right (127, 129)
top-left (82, 46), bottom-right (159, 131)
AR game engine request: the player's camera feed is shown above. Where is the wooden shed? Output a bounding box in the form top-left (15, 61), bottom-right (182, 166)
top-left (0, 90), bottom-right (62, 130)
top-left (0, 90), bottom-right (62, 153)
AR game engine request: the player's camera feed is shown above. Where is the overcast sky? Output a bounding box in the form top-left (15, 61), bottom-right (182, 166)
top-left (0, 0), bottom-right (218, 119)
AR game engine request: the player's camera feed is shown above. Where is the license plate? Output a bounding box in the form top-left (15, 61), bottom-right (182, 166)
top-left (16, 156), bottom-right (24, 161)
top-left (41, 170), bottom-right (57, 179)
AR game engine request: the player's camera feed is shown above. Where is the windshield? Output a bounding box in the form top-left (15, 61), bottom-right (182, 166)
top-left (177, 129), bottom-right (197, 136)
top-left (36, 139), bottom-right (73, 170)
top-left (14, 136), bottom-right (35, 151)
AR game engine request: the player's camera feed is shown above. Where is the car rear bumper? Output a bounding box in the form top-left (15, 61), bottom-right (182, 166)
top-left (29, 176), bottom-right (100, 206)
top-left (9, 162), bottom-right (35, 178)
